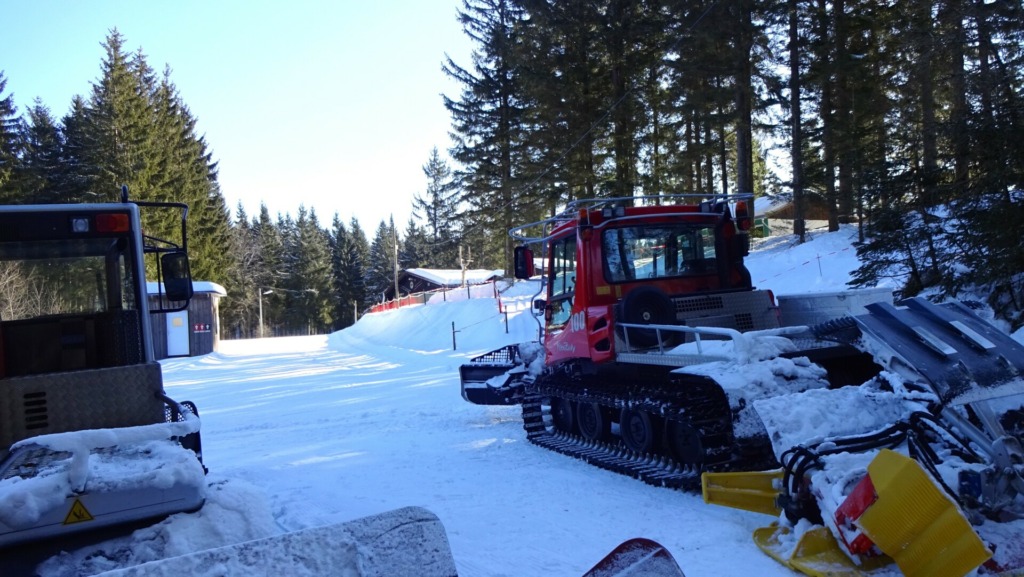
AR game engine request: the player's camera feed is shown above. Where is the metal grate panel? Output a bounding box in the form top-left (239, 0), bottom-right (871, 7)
top-left (671, 290), bottom-right (779, 332)
top-left (23, 392), bottom-right (48, 430)
top-left (734, 312), bottom-right (754, 332)
top-left (0, 362), bottom-right (164, 448)
top-left (674, 295), bottom-right (725, 314)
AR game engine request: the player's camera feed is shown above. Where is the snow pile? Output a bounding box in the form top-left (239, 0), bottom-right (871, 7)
top-left (681, 353), bottom-right (831, 440)
top-left (753, 383), bottom-right (929, 458)
top-left (0, 458), bottom-right (74, 529)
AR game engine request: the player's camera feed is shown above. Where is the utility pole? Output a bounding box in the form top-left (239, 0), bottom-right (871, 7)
top-left (392, 218), bottom-right (400, 302)
top-left (258, 288), bottom-right (273, 338)
top-left (459, 245), bottom-right (472, 286)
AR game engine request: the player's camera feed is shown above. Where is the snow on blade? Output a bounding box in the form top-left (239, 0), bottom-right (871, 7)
top-left (9, 414), bottom-right (200, 492)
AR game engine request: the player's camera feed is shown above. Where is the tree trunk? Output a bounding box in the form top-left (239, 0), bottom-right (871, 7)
top-left (734, 0), bottom-right (755, 196)
top-left (789, 0), bottom-right (806, 242)
top-left (833, 0), bottom-right (855, 224)
top-left (945, 1), bottom-right (970, 198)
top-left (818, 0), bottom-right (840, 232)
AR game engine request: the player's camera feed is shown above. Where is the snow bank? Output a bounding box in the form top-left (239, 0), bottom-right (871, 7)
top-left (747, 225), bottom-right (875, 294)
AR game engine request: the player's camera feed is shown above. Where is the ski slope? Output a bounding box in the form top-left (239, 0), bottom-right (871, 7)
top-left (18, 225), bottom-right (1024, 577)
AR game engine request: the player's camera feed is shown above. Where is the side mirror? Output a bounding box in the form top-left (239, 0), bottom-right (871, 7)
top-left (514, 246), bottom-right (535, 279)
top-left (533, 298), bottom-right (547, 312)
top-left (162, 252), bottom-right (194, 302)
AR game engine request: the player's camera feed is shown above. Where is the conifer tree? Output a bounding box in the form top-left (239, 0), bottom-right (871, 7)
top-left (515, 0), bottom-right (610, 202)
top-left (11, 100), bottom-right (64, 203)
top-left (146, 66), bottom-right (232, 282)
top-left (221, 202), bottom-right (259, 337)
top-left (784, 0), bottom-right (809, 241)
top-left (0, 72), bottom-right (20, 203)
top-left (730, 0), bottom-right (757, 196)
top-left (274, 211), bottom-right (300, 332)
top-left (57, 96), bottom-right (94, 203)
top-left (330, 215), bottom-right (355, 328)
top-left (941, 0), bottom-right (1024, 327)
top-left (332, 216), bottom-right (370, 322)
top-left (69, 31), bottom-right (235, 284)
top-left (659, 4), bottom-right (726, 194)
top-left (367, 218), bottom-right (401, 304)
top-left (412, 147), bottom-right (459, 267)
top-left (252, 204), bottom-right (285, 335)
top-left (80, 30), bottom-right (156, 202)
top-left (598, 0), bottom-right (675, 198)
top-left (444, 0), bottom-right (533, 274)
top-left (188, 183), bottom-right (234, 283)
top-left (291, 207), bottom-right (334, 333)
top-left (401, 218), bottom-right (430, 270)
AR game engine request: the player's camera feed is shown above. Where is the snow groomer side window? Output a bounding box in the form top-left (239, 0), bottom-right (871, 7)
top-left (548, 235), bottom-right (577, 328)
top-left (603, 224), bottom-right (718, 282)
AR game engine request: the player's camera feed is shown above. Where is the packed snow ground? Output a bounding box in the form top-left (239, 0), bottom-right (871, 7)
top-left (20, 224), bottom-right (1024, 576)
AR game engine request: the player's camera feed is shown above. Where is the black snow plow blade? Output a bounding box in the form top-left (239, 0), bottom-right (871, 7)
top-left (853, 297), bottom-right (1024, 405)
top-left (459, 345), bottom-right (525, 405)
top-left (583, 537), bottom-right (686, 577)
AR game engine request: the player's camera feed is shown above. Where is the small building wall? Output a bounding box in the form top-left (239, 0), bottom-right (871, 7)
top-left (188, 292), bottom-right (220, 356)
top-left (393, 273), bottom-right (442, 299)
top-left (148, 282), bottom-right (225, 360)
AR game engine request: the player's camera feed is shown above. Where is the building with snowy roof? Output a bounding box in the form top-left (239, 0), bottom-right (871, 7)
top-left (147, 281), bottom-right (227, 359)
top-left (383, 268), bottom-right (504, 301)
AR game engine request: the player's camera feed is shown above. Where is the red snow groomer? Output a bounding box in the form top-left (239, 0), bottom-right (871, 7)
top-left (459, 193), bottom-right (1024, 577)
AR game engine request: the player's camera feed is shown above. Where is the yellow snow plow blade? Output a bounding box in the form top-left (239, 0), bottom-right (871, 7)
top-left (752, 523), bottom-right (893, 576)
top-left (748, 449), bottom-right (994, 577)
top-left (853, 449), bottom-right (991, 577)
top-left (701, 469), bottom-right (783, 517)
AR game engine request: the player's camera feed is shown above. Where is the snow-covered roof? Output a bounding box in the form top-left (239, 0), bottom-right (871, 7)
top-left (753, 195), bottom-right (786, 217)
top-left (404, 268), bottom-right (504, 287)
top-left (146, 281), bottom-right (227, 296)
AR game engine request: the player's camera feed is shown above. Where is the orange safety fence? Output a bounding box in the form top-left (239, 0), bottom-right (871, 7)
top-left (366, 280), bottom-right (503, 315)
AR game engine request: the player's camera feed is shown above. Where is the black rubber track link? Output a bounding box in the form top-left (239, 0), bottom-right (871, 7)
top-left (520, 371), bottom-right (739, 492)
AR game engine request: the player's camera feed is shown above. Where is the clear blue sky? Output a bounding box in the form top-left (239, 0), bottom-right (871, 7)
top-left (1, 1), bottom-right (474, 231)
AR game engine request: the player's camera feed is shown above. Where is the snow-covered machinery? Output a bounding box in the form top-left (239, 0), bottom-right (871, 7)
top-left (461, 194), bottom-right (882, 483)
top-left (702, 298), bottom-right (1024, 576)
top-left (0, 196), bottom-right (206, 548)
top-left (459, 194), bottom-right (1024, 576)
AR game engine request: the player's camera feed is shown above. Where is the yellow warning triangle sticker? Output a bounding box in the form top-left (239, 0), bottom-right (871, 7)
top-left (63, 499), bottom-right (95, 525)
